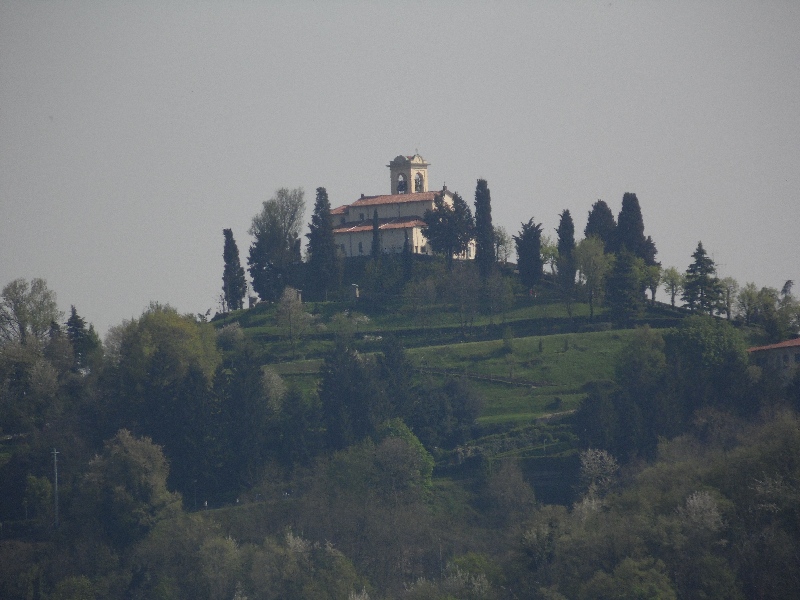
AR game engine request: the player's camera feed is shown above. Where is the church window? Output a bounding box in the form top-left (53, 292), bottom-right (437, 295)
top-left (358, 241), bottom-right (363, 254)
top-left (397, 174), bottom-right (407, 194)
top-left (414, 172), bottom-right (424, 192)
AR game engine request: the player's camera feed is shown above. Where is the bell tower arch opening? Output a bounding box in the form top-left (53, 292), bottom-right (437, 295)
top-left (388, 154), bottom-right (430, 195)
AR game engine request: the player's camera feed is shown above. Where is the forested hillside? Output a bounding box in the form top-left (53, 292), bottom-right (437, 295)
top-left (2, 190), bottom-right (799, 599)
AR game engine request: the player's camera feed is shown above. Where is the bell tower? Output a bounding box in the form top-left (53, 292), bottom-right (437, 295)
top-left (388, 154), bottom-right (429, 195)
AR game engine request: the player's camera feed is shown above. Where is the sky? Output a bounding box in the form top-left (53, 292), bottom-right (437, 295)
top-left (2, 1), bottom-right (798, 337)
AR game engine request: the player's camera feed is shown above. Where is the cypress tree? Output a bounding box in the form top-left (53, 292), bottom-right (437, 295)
top-left (556, 209), bottom-right (576, 290)
top-left (615, 192), bottom-right (646, 256)
top-left (422, 192), bottom-right (474, 270)
top-left (556, 210), bottom-right (577, 315)
top-left (606, 249), bottom-right (644, 322)
top-left (306, 187), bottom-right (340, 301)
top-left (585, 199), bottom-right (617, 251)
top-left (248, 235), bottom-right (282, 302)
top-left (513, 218), bottom-right (543, 290)
top-left (222, 229), bottom-right (247, 311)
top-left (474, 179), bottom-right (495, 278)
top-left (371, 209), bottom-right (381, 258)
top-left (402, 230), bottom-right (413, 281)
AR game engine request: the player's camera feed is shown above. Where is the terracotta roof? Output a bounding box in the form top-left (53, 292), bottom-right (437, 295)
top-left (748, 338), bottom-right (800, 353)
top-left (331, 190), bottom-right (450, 215)
top-left (333, 216), bottom-right (425, 234)
top-left (354, 191), bottom-right (438, 208)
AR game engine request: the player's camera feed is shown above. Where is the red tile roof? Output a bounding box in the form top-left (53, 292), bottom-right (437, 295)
top-left (748, 338), bottom-right (800, 353)
top-left (332, 216), bottom-right (425, 234)
top-left (354, 191), bottom-right (438, 207)
top-left (331, 190), bottom-right (448, 216)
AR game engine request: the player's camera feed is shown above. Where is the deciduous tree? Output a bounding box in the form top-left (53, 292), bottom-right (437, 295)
top-left (662, 267), bottom-right (684, 307)
top-left (541, 234), bottom-right (558, 276)
top-left (575, 236), bottom-right (612, 320)
top-left (0, 278), bottom-right (62, 345)
top-left (79, 429), bottom-right (182, 548)
top-left (493, 225), bottom-right (512, 264)
top-left (665, 315), bottom-right (750, 416)
top-left (248, 187), bottom-right (305, 301)
top-left (276, 287), bottom-right (315, 359)
top-left (719, 277), bottom-right (739, 320)
top-left (113, 303), bottom-right (222, 497)
top-left (736, 282), bottom-right (758, 324)
top-left (643, 264), bottom-right (662, 305)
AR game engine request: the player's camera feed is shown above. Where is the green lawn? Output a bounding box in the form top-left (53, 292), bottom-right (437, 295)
top-left (220, 296), bottom-right (650, 427)
top-left (408, 329), bottom-right (637, 425)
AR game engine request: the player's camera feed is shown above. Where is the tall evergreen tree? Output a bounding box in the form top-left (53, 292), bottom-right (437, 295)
top-left (513, 218), bottom-right (543, 290)
top-left (474, 179), bottom-right (495, 279)
top-left (556, 209), bottom-right (576, 293)
top-left (222, 229), bottom-right (247, 311)
top-left (371, 209), bottom-right (381, 258)
top-left (422, 192), bottom-right (474, 270)
top-left (247, 235), bottom-right (282, 302)
top-left (606, 249), bottom-right (644, 322)
top-left (306, 187), bottom-right (340, 301)
top-left (584, 199), bottom-right (617, 250)
top-left (615, 193), bottom-right (646, 257)
top-left (319, 341), bottom-right (388, 450)
top-left (682, 241), bottom-right (721, 315)
top-left (66, 305), bottom-right (100, 368)
top-left (402, 230), bottom-right (413, 281)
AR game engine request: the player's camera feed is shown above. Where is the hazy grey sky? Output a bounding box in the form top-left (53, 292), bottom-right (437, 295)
top-left (2, 1), bottom-right (798, 335)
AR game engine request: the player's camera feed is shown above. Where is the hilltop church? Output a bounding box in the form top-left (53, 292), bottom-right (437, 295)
top-left (331, 154), bottom-right (475, 259)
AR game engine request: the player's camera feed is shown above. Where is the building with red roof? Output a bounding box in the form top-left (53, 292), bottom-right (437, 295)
top-left (331, 154), bottom-right (475, 259)
top-left (748, 337), bottom-right (800, 382)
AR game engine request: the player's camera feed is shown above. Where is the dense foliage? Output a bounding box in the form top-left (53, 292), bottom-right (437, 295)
top-left (248, 187), bottom-right (305, 301)
top-left (422, 192), bottom-right (474, 270)
top-left (2, 187), bottom-right (799, 598)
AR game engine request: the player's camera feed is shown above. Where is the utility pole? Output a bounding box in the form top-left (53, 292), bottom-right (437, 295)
top-left (52, 448), bottom-right (59, 528)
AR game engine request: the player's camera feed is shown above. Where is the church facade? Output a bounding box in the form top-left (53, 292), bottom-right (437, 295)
top-left (331, 154), bottom-right (475, 259)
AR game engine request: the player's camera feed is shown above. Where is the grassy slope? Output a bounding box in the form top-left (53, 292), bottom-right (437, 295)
top-left (222, 297), bottom-right (655, 429)
top-left (409, 329), bottom-right (636, 426)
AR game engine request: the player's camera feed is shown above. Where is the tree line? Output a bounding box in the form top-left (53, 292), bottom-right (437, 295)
top-left (221, 181), bottom-right (798, 344)
top-left (3, 273), bottom-right (799, 597)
